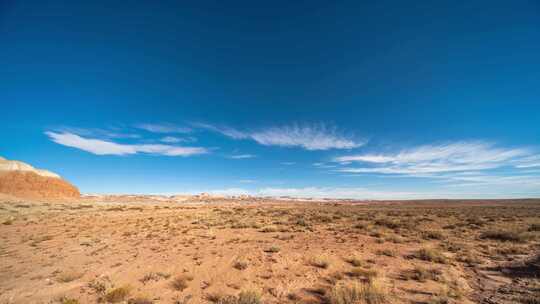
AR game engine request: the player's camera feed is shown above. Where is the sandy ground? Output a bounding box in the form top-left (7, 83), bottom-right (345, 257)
top-left (0, 196), bottom-right (539, 304)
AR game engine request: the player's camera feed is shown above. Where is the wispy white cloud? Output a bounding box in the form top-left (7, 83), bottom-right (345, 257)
top-left (54, 127), bottom-right (140, 139)
top-left (195, 123), bottom-right (364, 150)
top-left (160, 136), bottom-right (182, 143)
top-left (250, 125), bottom-right (362, 150)
top-left (313, 162), bottom-right (337, 168)
top-left (229, 154), bottom-right (256, 159)
top-left (46, 132), bottom-right (207, 156)
top-left (281, 162), bottom-right (296, 165)
top-left (514, 155), bottom-right (540, 168)
top-left (160, 136), bottom-right (197, 143)
top-left (136, 123), bottom-right (192, 134)
top-left (335, 141), bottom-right (532, 175)
top-left (192, 123), bottom-right (248, 139)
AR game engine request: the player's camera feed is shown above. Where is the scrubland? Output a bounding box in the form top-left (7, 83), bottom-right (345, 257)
top-left (0, 197), bottom-right (539, 304)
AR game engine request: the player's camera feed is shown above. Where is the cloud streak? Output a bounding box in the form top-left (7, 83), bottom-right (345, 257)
top-left (335, 141), bottom-right (532, 175)
top-left (229, 154), bottom-right (256, 159)
top-left (196, 123), bottom-right (364, 150)
top-left (135, 123), bottom-right (192, 134)
top-left (46, 132), bottom-right (207, 156)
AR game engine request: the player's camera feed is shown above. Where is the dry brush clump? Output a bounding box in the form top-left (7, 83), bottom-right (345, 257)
top-left (206, 290), bottom-right (261, 304)
top-left (480, 229), bottom-right (530, 243)
top-left (309, 255), bottom-right (330, 269)
top-left (402, 265), bottom-right (442, 282)
top-left (413, 248), bottom-right (449, 264)
top-left (105, 286), bottom-right (131, 303)
top-left (170, 274), bottom-right (193, 291)
top-left (233, 259), bottom-right (249, 270)
top-left (329, 279), bottom-right (388, 304)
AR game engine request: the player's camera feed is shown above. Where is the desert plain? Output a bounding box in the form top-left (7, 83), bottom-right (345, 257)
top-left (0, 195), bottom-right (539, 304)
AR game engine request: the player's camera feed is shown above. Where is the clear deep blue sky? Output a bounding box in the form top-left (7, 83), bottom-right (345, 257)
top-left (1, 1), bottom-right (539, 198)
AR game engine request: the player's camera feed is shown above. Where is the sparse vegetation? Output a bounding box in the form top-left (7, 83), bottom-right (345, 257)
top-left (206, 290), bottom-right (261, 304)
top-left (309, 255), bottom-right (330, 269)
top-left (233, 259), bottom-right (248, 270)
top-left (59, 297), bottom-right (80, 304)
top-left (170, 274), bottom-right (193, 291)
top-left (329, 279), bottom-right (388, 304)
top-left (105, 286), bottom-right (131, 303)
top-left (2, 197), bottom-right (540, 304)
top-left (56, 270), bottom-right (84, 283)
top-left (403, 266), bottom-right (442, 282)
top-left (413, 248), bottom-right (448, 264)
top-left (480, 229), bottom-right (528, 242)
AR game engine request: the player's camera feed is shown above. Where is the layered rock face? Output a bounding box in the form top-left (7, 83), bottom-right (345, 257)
top-left (0, 157), bottom-right (80, 199)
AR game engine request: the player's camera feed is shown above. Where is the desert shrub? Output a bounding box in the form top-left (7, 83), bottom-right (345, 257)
top-left (528, 224), bottom-right (540, 232)
top-left (170, 275), bottom-right (193, 291)
top-left (313, 214), bottom-right (333, 223)
top-left (2, 218), bottom-right (13, 225)
top-left (375, 218), bottom-right (400, 229)
top-left (233, 259), bottom-right (248, 270)
top-left (480, 230), bottom-right (528, 242)
top-left (236, 290), bottom-right (262, 304)
top-left (141, 272), bottom-right (170, 284)
top-left (260, 226), bottom-right (278, 233)
top-left (385, 234), bottom-right (404, 243)
top-left (127, 297), bottom-right (153, 304)
top-left (346, 268), bottom-right (378, 282)
top-left (106, 286), bottom-right (131, 303)
top-left (518, 294), bottom-right (540, 304)
top-left (206, 290), bottom-right (261, 304)
top-left (495, 245), bottom-right (529, 255)
top-left (329, 279), bottom-right (387, 304)
top-left (456, 252), bottom-right (482, 265)
top-left (428, 296), bottom-right (450, 304)
top-left (369, 230), bottom-right (384, 238)
top-left (376, 249), bottom-right (396, 257)
top-left (264, 246), bottom-right (280, 253)
top-left (403, 266), bottom-right (442, 282)
top-left (295, 218), bottom-right (309, 227)
top-left (354, 222), bottom-right (368, 229)
top-left (309, 255), bottom-right (330, 269)
top-left (422, 230), bottom-right (445, 240)
top-left (59, 297), bottom-right (80, 304)
top-left (346, 256), bottom-right (363, 267)
top-left (414, 248), bottom-right (448, 264)
top-left (57, 270), bottom-right (84, 283)
top-left (441, 241), bottom-right (466, 253)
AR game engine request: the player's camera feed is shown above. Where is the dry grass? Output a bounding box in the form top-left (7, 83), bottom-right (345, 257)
top-left (170, 274), bottom-right (193, 291)
top-left (127, 297), bottom-right (153, 304)
top-left (403, 266), bottom-right (442, 282)
top-left (346, 256), bottom-right (363, 267)
top-left (105, 286), bottom-right (131, 303)
top-left (480, 229), bottom-right (529, 242)
top-left (2, 198), bottom-right (540, 304)
top-left (206, 290), bottom-right (261, 304)
top-left (233, 259), bottom-right (249, 270)
top-left (59, 297), bottom-right (80, 304)
top-left (56, 270), bottom-right (84, 283)
top-left (413, 248), bottom-right (448, 264)
top-left (309, 255), bottom-right (330, 269)
top-left (329, 279), bottom-right (388, 304)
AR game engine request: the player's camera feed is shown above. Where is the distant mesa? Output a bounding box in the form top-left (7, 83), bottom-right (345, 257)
top-left (0, 156), bottom-right (80, 199)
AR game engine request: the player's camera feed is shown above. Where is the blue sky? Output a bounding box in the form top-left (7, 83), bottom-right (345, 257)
top-left (1, 1), bottom-right (539, 198)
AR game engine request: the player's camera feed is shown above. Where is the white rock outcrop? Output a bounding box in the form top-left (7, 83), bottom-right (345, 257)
top-left (0, 157), bottom-right (61, 178)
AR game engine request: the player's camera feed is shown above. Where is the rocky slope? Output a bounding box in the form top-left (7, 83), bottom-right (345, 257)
top-left (0, 156), bottom-right (79, 199)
